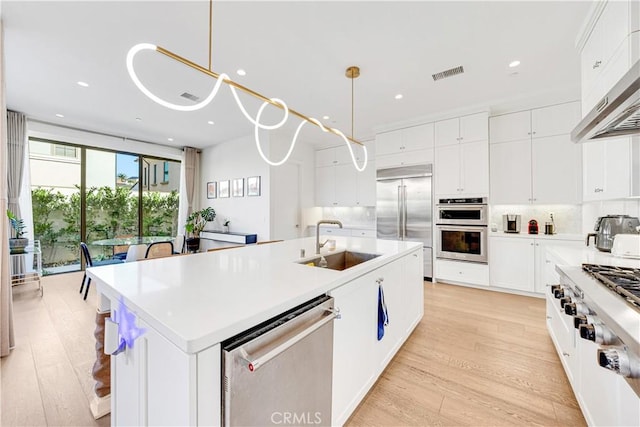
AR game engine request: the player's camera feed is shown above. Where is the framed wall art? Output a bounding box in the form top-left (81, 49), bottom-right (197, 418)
top-left (206, 181), bottom-right (217, 199)
top-left (247, 176), bottom-right (261, 196)
top-left (218, 180), bottom-right (230, 198)
top-left (232, 178), bottom-right (244, 197)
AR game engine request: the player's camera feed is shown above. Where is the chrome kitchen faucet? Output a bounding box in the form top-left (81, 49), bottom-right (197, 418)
top-left (316, 220), bottom-right (343, 254)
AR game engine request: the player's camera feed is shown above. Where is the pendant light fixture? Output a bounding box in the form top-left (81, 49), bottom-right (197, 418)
top-left (126, 0), bottom-right (367, 171)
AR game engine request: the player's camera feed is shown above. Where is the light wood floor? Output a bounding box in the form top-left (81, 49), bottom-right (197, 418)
top-left (1, 274), bottom-right (585, 426)
top-left (347, 281), bottom-right (586, 426)
top-left (1, 271), bottom-right (110, 426)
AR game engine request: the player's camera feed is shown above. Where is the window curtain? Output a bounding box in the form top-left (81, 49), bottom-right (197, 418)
top-left (1, 22), bottom-right (16, 357)
top-left (177, 147), bottom-right (200, 235)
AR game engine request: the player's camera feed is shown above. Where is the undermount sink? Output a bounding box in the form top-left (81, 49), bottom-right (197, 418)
top-left (298, 250), bottom-right (380, 271)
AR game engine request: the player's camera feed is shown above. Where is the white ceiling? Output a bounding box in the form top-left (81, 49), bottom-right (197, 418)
top-left (2, 1), bottom-right (593, 149)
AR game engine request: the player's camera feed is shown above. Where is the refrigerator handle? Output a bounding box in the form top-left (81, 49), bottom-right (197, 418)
top-left (403, 185), bottom-right (408, 239)
top-left (397, 186), bottom-right (402, 239)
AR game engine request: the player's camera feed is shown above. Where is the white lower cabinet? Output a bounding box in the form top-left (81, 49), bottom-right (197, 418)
top-left (330, 249), bottom-right (423, 426)
top-left (435, 259), bottom-right (489, 286)
top-left (489, 237), bottom-right (535, 292)
top-left (489, 236), bottom-right (583, 294)
top-left (112, 318), bottom-right (218, 426)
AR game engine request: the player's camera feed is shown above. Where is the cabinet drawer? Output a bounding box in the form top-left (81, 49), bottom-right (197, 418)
top-left (351, 229), bottom-right (376, 238)
top-left (319, 227), bottom-right (351, 237)
top-left (435, 259), bottom-right (489, 286)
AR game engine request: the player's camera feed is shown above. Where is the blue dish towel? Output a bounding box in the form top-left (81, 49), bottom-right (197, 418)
top-left (377, 284), bottom-right (389, 341)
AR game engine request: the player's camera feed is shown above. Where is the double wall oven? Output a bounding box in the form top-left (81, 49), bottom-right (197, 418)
top-left (436, 198), bottom-right (488, 263)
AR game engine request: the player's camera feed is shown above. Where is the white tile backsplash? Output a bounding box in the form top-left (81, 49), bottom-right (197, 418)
top-left (490, 204), bottom-right (582, 234)
top-left (582, 200), bottom-right (640, 233)
top-left (320, 206), bottom-right (376, 228)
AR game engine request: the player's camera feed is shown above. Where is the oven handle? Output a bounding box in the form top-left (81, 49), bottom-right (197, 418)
top-left (436, 225), bottom-right (488, 231)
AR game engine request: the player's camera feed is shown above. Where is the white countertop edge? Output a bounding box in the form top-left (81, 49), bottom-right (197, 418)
top-left (489, 232), bottom-right (584, 241)
top-left (90, 237), bottom-right (421, 354)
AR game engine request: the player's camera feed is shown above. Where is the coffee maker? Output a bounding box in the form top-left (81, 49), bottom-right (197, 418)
top-left (503, 214), bottom-right (521, 233)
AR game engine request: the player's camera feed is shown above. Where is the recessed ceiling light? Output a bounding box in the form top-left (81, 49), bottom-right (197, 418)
top-left (77, 81), bottom-right (89, 87)
top-left (207, 120), bottom-right (215, 125)
top-left (236, 69), bottom-right (246, 76)
top-left (322, 115), bottom-right (330, 120)
top-left (168, 137), bottom-right (174, 142)
top-left (395, 94), bottom-right (403, 100)
top-left (55, 113), bottom-right (64, 118)
top-left (509, 60), bottom-right (521, 68)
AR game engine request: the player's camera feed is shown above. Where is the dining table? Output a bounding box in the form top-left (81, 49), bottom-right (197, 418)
top-left (90, 236), bottom-right (174, 247)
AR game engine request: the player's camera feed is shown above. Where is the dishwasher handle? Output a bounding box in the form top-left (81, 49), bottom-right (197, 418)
top-left (240, 308), bottom-right (339, 372)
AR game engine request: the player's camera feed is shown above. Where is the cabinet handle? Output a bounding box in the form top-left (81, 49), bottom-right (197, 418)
top-left (376, 277), bottom-right (384, 284)
top-left (546, 316), bottom-right (552, 320)
top-left (546, 260), bottom-right (550, 264)
top-left (533, 198), bottom-right (537, 201)
top-left (333, 160), bottom-right (337, 164)
top-left (535, 243), bottom-right (539, 246)
top-left (592, 60), bottom-right (602, 69)
top-left (532, 131), bottom-right (536, 135)
top-left (527, 132), bottom-right (531, 135)
top-left (562, 352), bottom-right (570, 357)
top-left (531, 243), bottom-right (534, 246)
top-left (413, 253), bottom-right (418, 257)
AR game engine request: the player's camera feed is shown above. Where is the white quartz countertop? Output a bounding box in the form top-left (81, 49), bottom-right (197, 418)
top-left (88, 237), bottom-right (421, 354)
top-left (548, 245), bottom-right (640, 268)
top-left (489, 232), bottom-right (584, 241)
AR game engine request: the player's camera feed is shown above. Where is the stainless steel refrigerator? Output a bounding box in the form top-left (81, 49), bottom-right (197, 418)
top-left (376, 164), bottom-right (433, 278)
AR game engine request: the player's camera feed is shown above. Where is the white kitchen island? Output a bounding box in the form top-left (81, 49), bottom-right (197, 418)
top-left (87, 236), bottom-right (424, 426)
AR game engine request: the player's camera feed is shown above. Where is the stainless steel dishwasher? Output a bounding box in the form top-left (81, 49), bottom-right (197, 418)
top-left (222, 295), bottom-right (338, 426)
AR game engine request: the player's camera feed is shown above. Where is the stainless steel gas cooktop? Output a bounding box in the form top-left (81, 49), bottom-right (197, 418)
top-left (582, 264), bottom-right (640, 310)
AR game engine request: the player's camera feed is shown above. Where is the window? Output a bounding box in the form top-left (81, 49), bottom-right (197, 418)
top-left (153, 164), bottom-right (157, 185)
top-left (53, 145), bottom-right (78, 158)
top-left (163, 161), bottom-right (169, 183)
top-left (29, 138), bottom-right (181, 274)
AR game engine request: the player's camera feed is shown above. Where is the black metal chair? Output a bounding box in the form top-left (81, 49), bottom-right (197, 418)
top-left (79, 242), bottom-right (123, 300)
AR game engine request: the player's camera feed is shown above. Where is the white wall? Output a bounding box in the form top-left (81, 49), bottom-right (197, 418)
top-left (200, 134), bottom-right (271, 240)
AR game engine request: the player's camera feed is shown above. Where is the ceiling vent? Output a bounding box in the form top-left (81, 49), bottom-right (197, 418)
top-left (180, 92), bottom-right (200, 102)
top-left (432, 66), bottom-right (464, 81)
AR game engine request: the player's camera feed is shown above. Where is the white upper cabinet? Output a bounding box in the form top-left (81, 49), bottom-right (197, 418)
top-left (376, 123), bottom-right (434, 156)
top-left (530, 102), bottom-right (581, 138)
top-left (434, 118), bottom-right (459, 146)
top-left (375, 123), bottom-right (434, 169)
top-left (315, 145), bottom-right (376, 207)
top-left (489, 139), bottom-right (532, 205)
top-left (489, 110), bottom-right (530, 144)
top-left (434, 112), bottom-right (489, 197)
top-left (435, 112), bottom-right (487, 147)
top-left (580, 0), bottom-right (634, 114)
top-left (489, 102), bottom-right (581, 205)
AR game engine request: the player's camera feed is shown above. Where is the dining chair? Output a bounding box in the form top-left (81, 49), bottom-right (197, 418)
top-left (125, 244), bottom-right (148, 262)
top-left (256, 240), bottom-right (284, 245)
top-left (145, 241), bottom-right (174, 259)
top-left (112, 234), bottom-right (134, 260)
top-left (173, 234), bottom-right (185, 254)
top-left (79, 242), bottom-right (124, 300)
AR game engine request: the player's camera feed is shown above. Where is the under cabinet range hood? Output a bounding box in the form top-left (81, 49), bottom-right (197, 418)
top-left (572, 60), bottom-right (640, 143)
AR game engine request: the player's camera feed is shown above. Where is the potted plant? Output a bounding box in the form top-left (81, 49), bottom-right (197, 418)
top-left (185, 207), bottom-right (216, 252)
top-left (7, 209), bottom-right (28, 254)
